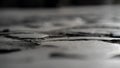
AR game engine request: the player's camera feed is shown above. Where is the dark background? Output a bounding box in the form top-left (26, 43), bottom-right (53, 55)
top-left (0, 0), bottom-right (120, 8)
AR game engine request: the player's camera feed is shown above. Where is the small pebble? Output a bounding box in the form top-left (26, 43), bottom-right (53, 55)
top-left (0, 49), bottom-right (21, 54)
top-left (50, 52), bottom-right (85, 59)
top-left (2, 29), bottom-right (10, 32)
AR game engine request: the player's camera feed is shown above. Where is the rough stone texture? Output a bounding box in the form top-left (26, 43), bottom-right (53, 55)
top-left (1, 6), bottom-right (120, 68)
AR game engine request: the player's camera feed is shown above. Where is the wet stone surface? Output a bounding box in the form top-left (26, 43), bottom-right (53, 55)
top-left (1, 8), bottom-right (120, 68)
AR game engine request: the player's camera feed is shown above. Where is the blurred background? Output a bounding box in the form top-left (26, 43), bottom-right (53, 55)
top-left (0, 0), bottom-right (120, 8)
